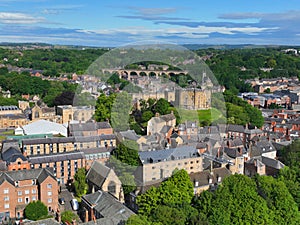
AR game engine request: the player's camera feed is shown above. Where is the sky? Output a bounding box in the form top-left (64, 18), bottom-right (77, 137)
top-left (0, 0), bottom-right (300, 46)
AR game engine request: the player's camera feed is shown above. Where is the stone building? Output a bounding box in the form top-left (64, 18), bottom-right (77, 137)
top-left (137, 146), bottom-right (203, 184)
top-left (174, 88), bottom-right (211, 110)
top-left (86, 161), bottom-right (124, 202)
top-left (56, 105), bottom-right (95, 124)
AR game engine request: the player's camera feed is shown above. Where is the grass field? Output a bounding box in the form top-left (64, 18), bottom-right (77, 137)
top-left (178, 107), bottom-right (226, 125)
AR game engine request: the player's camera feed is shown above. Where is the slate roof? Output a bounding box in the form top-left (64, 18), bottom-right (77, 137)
top-left (261, 156), bottom-right (285, 169)
top-left (160, 125), bottom-right (172, 133)
top-left (82, 190), bottom-right (134, 223)
top-left (1, 139), bottom-right (19, 153)
top-left (246, 156), bottom-right (285, 170)
top-left (29, 151), bottom-right (85, 164)
top-left (224, 147), bottom-right (244, 158)
top-left (117, 130), bottom-right (140, 141)
top-left (139, 146), bottom-right (199, 164)
top-left (0, 168), bottom-right (55, 185)
top-left (24, 218), bottom-right (60, 225)
top-left (1, 147), bottom-right (27, 163)
top-left (86, 161), bottom-right (110, 187)
top-left (160, 113), bottom-right (176, 122)
top-left (81, 147), bottom-right (113, 155)
top-left (190, 167), bottom-right (231, 187)
top-left (227, 124), bottom-right (245, 133)
top-left (69, 121), bottom-right (111, 133)
top-left (244, 128), bottom-right (263, 135)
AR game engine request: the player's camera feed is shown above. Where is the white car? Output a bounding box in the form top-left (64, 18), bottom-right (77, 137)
top-left (70, 199), bottom-right (79, 211)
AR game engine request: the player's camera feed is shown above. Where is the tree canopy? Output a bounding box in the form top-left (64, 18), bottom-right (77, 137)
top-left (73, 168), bottom-right (88, 198)
top-left (24, 200), bottom-right (48, 221)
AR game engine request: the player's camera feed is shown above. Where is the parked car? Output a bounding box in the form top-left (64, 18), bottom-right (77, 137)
top-left (70, 199), bottom-right (79, 211)
top-left (59, 198), bottom-right (65, 205)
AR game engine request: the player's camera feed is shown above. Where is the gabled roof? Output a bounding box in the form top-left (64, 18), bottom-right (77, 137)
top-left (160, 113), bottom-right (176, 122)
top-left (82, 191), bottom-right (134, 223)
top-left (0, 168), bottom-right (55, 185)
top-left (160, 125), bottom-right (172, 134)
top-left (86, 161), bottom-right (110, 187)
top-left (1, 147), bottom-right (27, 163)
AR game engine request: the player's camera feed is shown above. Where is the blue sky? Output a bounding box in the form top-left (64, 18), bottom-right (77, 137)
top-left (0, 0), bottom-right (300, 46)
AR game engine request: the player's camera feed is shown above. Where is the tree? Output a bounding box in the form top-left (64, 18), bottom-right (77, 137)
top-left (24, 200), bottom-right (48, 221)
top-left (111, 92), bottom-right (132, 131)
top-left (126, 215), bottom-right (152, 225)
top-left (74, 168), bottom-right (88, 197)
top-left (113, 140), bottom-right (140, 167)
top-left (154, 98), bottom-right (170, 115)
top-left (245, 104), bottom-right (264, 128)
top-left (61, 210), bottom-right (79, 224)
top-left (141, 110), bottom-right (154, 123)
top-left (159, 169), bottom-right (194, 206)
top-left (209, 174), bottom-right (272, 225)
top-left (254, 175), bottom-right (300, 224)
top-left (53, 91), bottom-right (75, 106)
top-left (278, 167), bottom-right (300, 209)
top-left (150, 205), bottom-right (186, 225)
top-left (137, 187), bottom-right (160, 216)
top-left (94, 93), bottom-right (116, 122)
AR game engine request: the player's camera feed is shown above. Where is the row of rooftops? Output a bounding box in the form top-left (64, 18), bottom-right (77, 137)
top-left (139, 145), bottom-right (200, 164)
top-left (21, 134), bottom-right (115, 145)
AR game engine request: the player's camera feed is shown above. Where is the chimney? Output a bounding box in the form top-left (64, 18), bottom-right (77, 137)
top-left (56, 209), bottom-right (61, 223)
top-left (85, 209), bottom-right (89, 223)
top-left (72, 219), bottom-right (76, 225)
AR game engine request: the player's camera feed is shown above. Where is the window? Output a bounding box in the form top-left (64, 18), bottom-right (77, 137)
top-left (32, 189), bottom-right (36, 194)
top-left (48, 198), bottom-right (52, 203)
top-left (25, 197), bottom-right (29, 204)
top-left (47, 191), bottom-right (52, 196)
top-left (4, 204), bottom-right (9, 209)
top-left (18, 198), bottom-right (22, 203)
top-left (18, 191), bottom-right (22, 195)
top-left (4, 189), bottom-right (8, 194)
top-left (32, 196), bottom-right (36, 201)
top-left (4, 196), bottom-right (9, 201)
top-left (25, 190), bottom-right (29, 195)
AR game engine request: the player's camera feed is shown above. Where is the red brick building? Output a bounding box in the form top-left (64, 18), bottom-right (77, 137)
top-left (0, 168), bottom-right (58, 220)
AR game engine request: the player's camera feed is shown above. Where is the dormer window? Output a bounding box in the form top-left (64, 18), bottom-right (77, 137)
top-left (15, 181), bottom-right (19, 187)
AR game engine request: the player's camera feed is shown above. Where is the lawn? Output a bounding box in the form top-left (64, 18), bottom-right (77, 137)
top-left (178, 107), bottom-right (226, 125)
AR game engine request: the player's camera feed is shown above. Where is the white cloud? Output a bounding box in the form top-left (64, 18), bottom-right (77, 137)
top-left (0, 12), bottom-right (45, 24)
